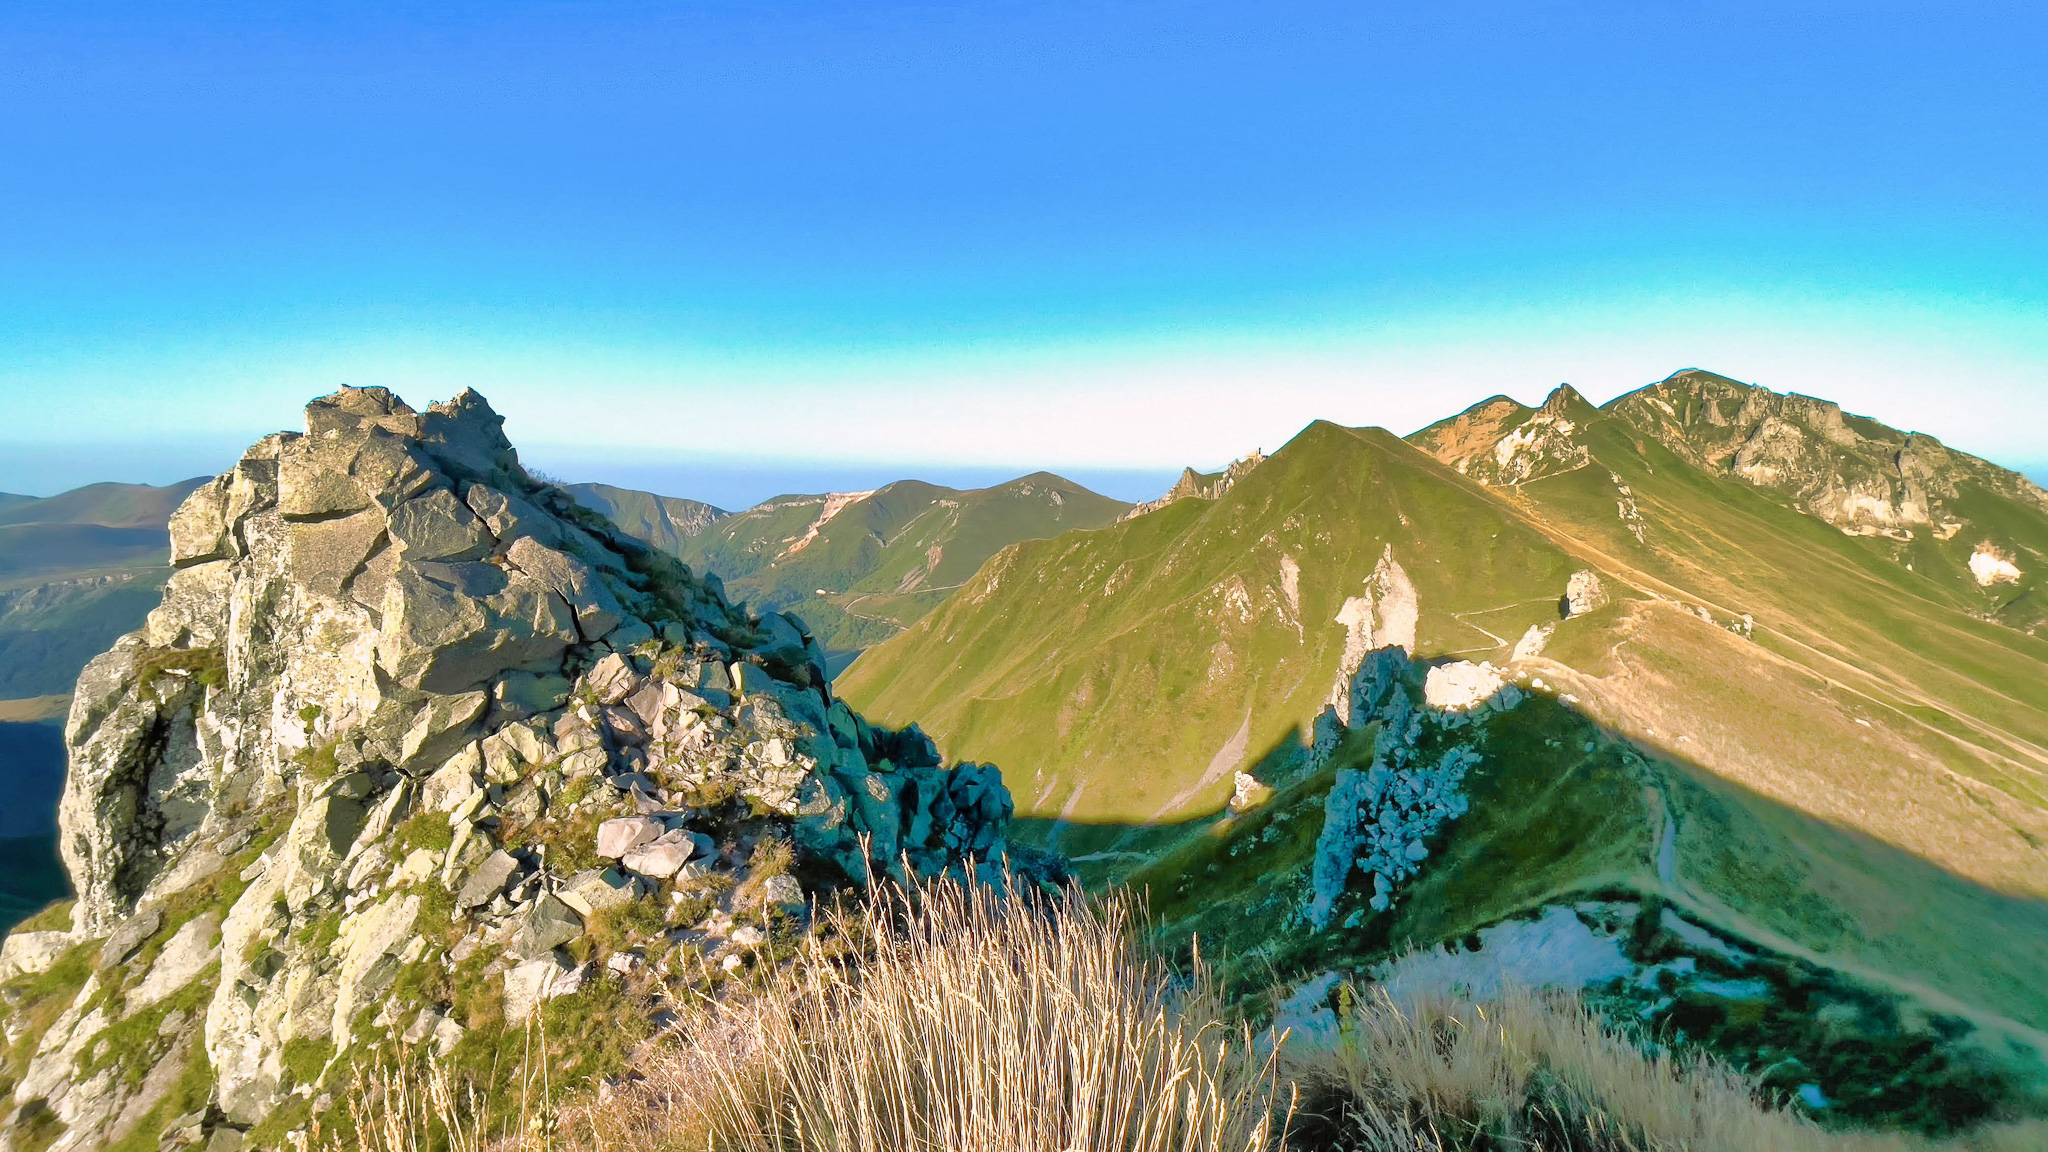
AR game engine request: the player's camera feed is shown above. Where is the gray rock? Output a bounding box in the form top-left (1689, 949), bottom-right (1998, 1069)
top-left (503, 951), bottom-right (576, 1023)
top-left (511, 896), bottom-right (584, 960)
top-left (1563, 570), bottom-right (1608, 618)
top-left (620, 830), bottom-right (699, 880)
top-left (581, 651), bottom-right (634, 705)
top-left (101, 903), bottom-right (165, 967)
top-left (388, 487), bottom-right (491, 562)
top-left (758, 873), bottom-right (804, 911)
top-left (421, 744), bottom-right (482, 811)
top-left (732, 662), bottom-right (777, 698)
top-left (505, 537), bottom-right (624, 641)
top-left (593, 816), bottom-right (660, 860)
top-left (557, 868), bottom-right (636, 918)
top-left (128, 912), bottom-right (220, 1010)
top-left (0, 930), bottom-right (76, 981)
top-left (456, 850), bottom-right (522, 909)
top-left (167, 478), bottom-right (233, 567)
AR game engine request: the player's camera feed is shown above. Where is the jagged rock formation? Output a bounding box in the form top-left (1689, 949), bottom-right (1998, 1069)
top-left (1120, 450), bottom-right (1266, 521)
top-left (1, 388), bottom-right (1028, 1152)
top-left (1611, 369), bottom-right (2048, 539)
top-left (1410, 385), bottom-right (1594, 486)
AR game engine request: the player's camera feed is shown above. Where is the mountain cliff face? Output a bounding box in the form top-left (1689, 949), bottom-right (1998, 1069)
top-left (0, 388), bottom-right (1024, 1152)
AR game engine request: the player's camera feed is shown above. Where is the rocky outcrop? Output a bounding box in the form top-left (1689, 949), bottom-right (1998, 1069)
top-left (1306, 647), bottom-right (1505, 930)
top-left (1610, 369), bottom-right (2046, 540)
top-left (1120, 450), bottom-right (1267, 521)
top-left (1410, 385), bottom-right (1594, 487)
top-left (1, 388), bottom-right (1031, 1152)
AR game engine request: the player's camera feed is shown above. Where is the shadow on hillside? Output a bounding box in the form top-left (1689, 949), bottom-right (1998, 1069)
top-left (1012, 690), bottom-right (2048, 1135)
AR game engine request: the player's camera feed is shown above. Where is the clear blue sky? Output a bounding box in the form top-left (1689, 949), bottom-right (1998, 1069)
top-left (1, 1), bottom-right (2043, 503)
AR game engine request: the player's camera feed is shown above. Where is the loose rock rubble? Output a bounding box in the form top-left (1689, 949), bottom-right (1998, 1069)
top-left (0, 387), bottom-right (1043, 1152)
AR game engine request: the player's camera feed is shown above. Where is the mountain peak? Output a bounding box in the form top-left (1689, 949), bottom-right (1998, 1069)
top-left (22, 385), bottom-right (1027, 1144)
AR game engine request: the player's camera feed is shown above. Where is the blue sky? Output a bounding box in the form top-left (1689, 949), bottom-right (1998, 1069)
top-left (1, 1), bottom-right (2043, 503)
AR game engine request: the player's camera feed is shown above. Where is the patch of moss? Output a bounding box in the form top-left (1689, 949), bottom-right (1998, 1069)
top-left (1, 941), bottom-right (97, 1083)
top-left (587, 897), bottom-right (666, 956)
top-left (98, 1025), bottom-right (214, 1152)
top-left (135, 645), bottom-right (225, 691)
top-left (392, 809), bottom-right (454, 856)
top-left (12, 901), bottom-right (74, 935)
top-left (75, 966), bottom-right (217, 1087)
top-left (293, 740), bottom-right (340, 783)
top-left (280, 1035), bottom-right (336, 1091)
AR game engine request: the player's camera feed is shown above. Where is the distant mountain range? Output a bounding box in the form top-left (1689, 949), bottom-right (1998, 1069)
top-left (577, 472), bottom-right (1130, 666)
top-left (564, 482), bottom-right (729, 553)
top-left (837, 368), bottom-right (2048, 1122)
top-left (0, 481), bottom-right (203, 928)
top-left (0, 478), bottom-right (208, 703)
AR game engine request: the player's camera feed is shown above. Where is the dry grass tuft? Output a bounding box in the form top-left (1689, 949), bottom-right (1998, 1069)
top-left (1287, 985), bottom-right (2047, 1152)
top-left (331, 881), bottom-right (2046, 1152)
top-left (576, 875), bottom-right (1286, 1152)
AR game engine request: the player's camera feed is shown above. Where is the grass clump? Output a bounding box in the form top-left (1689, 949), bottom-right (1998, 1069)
top-left (579, 875), bottom-right (1285, 1152)
top-left (392, 809), bottom-right (455, 856)
top-left (282, 1036), bottom-right (338, 1091)
top-left (135, 645), bottom-right (225, 691)
top-left (11, 900), bottom-right (74, 935)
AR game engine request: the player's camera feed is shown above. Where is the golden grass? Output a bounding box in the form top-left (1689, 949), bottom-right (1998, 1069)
top-left (1288, 985), bottom-right (2048, 1152)
top-left (577, 876), bottom-right (1284, 1152)
top-left (331, 877), bottom-right (2045, 1152)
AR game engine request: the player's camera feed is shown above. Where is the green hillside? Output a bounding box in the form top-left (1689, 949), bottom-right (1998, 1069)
top-left (842, 424), bottom-right (1577, 823)
top-left (664, 472), bottom-right (1129, 660)
top-left (565, 482), bottom-right (727, 552)
top-left (0, 477), bottom-right (207, 530)
top-left (0, 478), bottom-right (206, 702)
top-left (839, 372), bottom-right (2048, 1125)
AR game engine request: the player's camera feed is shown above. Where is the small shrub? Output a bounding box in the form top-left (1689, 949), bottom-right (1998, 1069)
top-left (294, 740), bottom-right (341, 782)
top-left (392, 810), bottom-right (455, 856)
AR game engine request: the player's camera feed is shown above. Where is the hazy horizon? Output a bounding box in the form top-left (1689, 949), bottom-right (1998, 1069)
top-left (3, 1), bottom-right (2044, 495)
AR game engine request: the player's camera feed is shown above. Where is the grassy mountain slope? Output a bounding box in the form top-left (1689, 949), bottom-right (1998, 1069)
top-left (841, 423), bottom-right (1579, 824)
top-left (0, 479), bottom-right (208, 702)
top-left (669, 472), bottom-right (1129, 658)
top-left (565, 482), bottom-right (727, 552)
top-left (0, 478), bottom-right (207, 530)
top-left (839, 374), bottom-right (2048, 1118)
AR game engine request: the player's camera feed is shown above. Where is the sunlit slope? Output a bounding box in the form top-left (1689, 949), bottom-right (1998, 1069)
top-left (1424, 398), bottom-right (2048, 898)
top-left (839, 421), bottom-right (1582, 825)
top-left (566, 482), bottom-right (726, 552)
top-left (675, 473), bottom-right (1128, 655)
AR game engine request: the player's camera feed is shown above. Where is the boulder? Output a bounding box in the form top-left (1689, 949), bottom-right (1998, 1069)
top-left (455, 850), bottom-right (522, 909)
top-left (0, 931), bottom-right (77, 981)
top-left (101, 903), bottom-right (165, 967)
top-left (620, 830), bottom-right (699, 880)
top-left (503, 952), bottom-right (578, 1023)
top-left (511, 896), bottom-right (584, 960)
top-left (387, 487), bottom-right (491, 562)
top-left (1563, 570), bottom-right (1608, 618)
top-left (596, 816), bottom-right (665, 860)
top-left (505, 538), bottom-right (625, 641)
top-left (128, 912), bottom-right (220, 1011)
top-left (584, 653), bottom-right (641, 706)
top-left (557, 868), bottom-right (636, 918)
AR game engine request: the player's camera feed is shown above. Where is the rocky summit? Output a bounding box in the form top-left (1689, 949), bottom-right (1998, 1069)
top-left (0, 387), bottom-right (1026, 1152)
